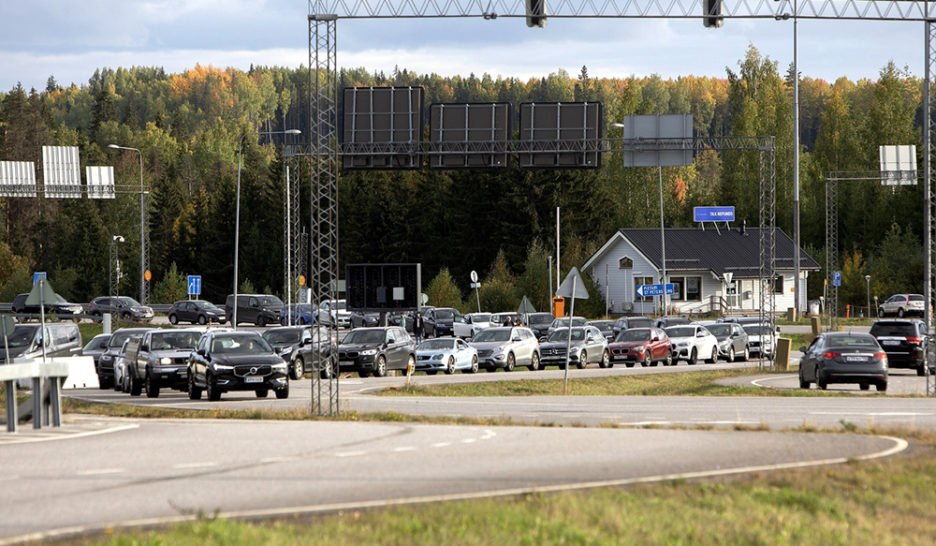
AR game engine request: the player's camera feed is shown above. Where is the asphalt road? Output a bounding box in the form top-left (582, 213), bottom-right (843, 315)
top-left (0, 416), bottom-right (905, 543)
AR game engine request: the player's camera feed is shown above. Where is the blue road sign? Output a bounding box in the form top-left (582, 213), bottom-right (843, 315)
top-left (187, 275), bottom-right (202, 296)
top-left (832, 271), bottom-right (842, 287)
top-left (693, 206), bottom-right (736, 222)
top-left (636, 283), bottom-right (676, 297)
top-left (32, 272), bottom-right (47, 285)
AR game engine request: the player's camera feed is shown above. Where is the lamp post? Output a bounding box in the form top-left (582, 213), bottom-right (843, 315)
top-left (865, 275), bottom-right (872, 319)
top-left (611, 122), bottom-right (666, 316)
top-left (233, 129), bottom-right (301, 329)
top-left (106, 144), bottom-right (146, 304)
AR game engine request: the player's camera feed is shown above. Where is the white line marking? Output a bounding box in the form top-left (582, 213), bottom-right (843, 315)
top-left (392, 446), bottom-right (416, 452)
top-left (261, 456), bottom-right (299, 464)
top-left (334, 450), bottom-right (367, 458)
top-left (809, 411), bottom-right (933, 417)
top-left (172, 462), bottom-right (217, 469)
top-left (0, 424), bottom-right (140, 445)
top-left (481, 429), bottom-right (496, 440)
top-left (77, 468), bottom-right (125, 476)
top-left (461, 438), bottom-right (476, 444)
top-left (431, 442), bottom-right (451, 448)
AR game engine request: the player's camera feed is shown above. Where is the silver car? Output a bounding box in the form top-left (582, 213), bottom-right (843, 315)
top-left (469, 327), bottom-right (541, 371)
top-left (538, 326), bottom-right (610, 369)
top-left (878, 294), bottom-right (925, 318)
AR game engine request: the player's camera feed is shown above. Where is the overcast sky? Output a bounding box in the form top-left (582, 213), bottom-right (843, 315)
top-left (0, 0), bottom-right (925, 92)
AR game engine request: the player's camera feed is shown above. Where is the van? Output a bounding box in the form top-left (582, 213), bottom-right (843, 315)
top-left (0, 323), bottom-right (83, 364)
top-left (225, 294), bottom-right (284, 327)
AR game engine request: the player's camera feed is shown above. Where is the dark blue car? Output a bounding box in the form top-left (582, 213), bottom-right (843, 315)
top-left (279, 303), bottom-right (315, 326)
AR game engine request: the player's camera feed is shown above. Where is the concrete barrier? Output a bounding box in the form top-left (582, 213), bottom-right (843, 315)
top-left (775, 338), bottom-right (792, 371)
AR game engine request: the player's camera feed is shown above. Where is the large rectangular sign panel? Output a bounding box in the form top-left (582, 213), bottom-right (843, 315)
top-left (0, 161), bottom-right (37, 197)
top-left (428, 103), bottom-right (510, 168)
top-left (86, 166), bottom-right (116, 199)
top-left (621, 114), bottom-right (693, 167)
top-left (693, 206), bottom-right (735, 222)
top-left (518, 102), bottom-right (602, 168)
top-left (346, 263), bottom-right (422, 312)
top-left (342, 87), bottom-right (424, 170)
top-left (42, 145), bottom-right (82, 198)
top-left (879, 144), bottom-right (917, 186)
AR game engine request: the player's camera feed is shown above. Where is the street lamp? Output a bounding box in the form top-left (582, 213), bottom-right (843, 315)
top-left (865, 275), bottom-right (872, 319)
top-left (107, 144), bottom-right (146, 304)
top-left (611, 122), bottom-right (667, 316)
top-left (233, 129), bottom-right (301, 329)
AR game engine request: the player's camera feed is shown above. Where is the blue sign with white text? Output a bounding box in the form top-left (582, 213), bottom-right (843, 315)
top-left (694, 206), bottom-right (736, 222)
top-left (636, 283), bottom-right (676, 297)
top-left (32, 272), bottom-right (47, 285)
top-left (187, 275), bottom-right (202, 296)
top-left (832, 271), bottom-right (842, 287)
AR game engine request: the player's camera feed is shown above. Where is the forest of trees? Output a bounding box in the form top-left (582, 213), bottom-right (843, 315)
top-left (0, 45), bottom-right (925, 316)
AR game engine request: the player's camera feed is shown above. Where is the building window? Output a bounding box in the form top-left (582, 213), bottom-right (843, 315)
top-left (670, 277), bottom-right (684, 301)
top-left (635, 276), bottom-right (654, 301)
top-left (686, 276), bottom-right (701, 301)
top-left (618, 256), bottom-right (633, 269)
top-left (774, 275), bottom-right (784, 294)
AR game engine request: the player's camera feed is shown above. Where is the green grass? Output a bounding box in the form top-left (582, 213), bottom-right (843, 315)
top-left (379, 369), bottom-right (853, 398)
top-left (776, 316), bottom-right (873, 327)
top-left (69, 435), bottom-right (936, 545)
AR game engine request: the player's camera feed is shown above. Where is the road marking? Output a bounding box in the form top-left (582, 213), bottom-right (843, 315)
top-left (619, 420), bottom-right (761, 427)
top-left (0, 423), bottom-right (140, 445)
top-left (261, 456), bottom-right (299, 463)
top-left (481, 429), bottom-right (496, 440)
top-left (392, 446), bottom-right (416, 452)
top-left (809, 411), bottom-right (934, 417)
top-left (431, 442), bottom-right (451, 448)
top-left (77, 468), bottom-right (125, 476)
top-left (335, 450), bottom-right (367, 458)
top-left (461, 438), bottom-right (476, 444)
top-left (172, 462), bottom-right (217, 469)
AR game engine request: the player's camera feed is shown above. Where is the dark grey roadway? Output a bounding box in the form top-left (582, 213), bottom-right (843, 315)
top-left (0, 417), bottom-right (905, 543)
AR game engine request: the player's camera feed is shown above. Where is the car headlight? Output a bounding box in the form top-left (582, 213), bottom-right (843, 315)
top-left (160, 357), bottom-right (172, 365)
top-left (272, 363), bottom-right (287, 372)
top-left (360, 349), bottom-right (377, 356)
top-left (213, 364), bottom-right (234, 371)
top-left (433, 353), bottom-right (445, 359)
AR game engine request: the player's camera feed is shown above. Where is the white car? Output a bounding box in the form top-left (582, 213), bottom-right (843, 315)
top-left (464, 312), bottom-right (494, 337)
top-left (664, 324), bottom-right (719, 365)
top-left (742, 322), bottom-right (780, 357)
top-left (318, 299), bottom-right (351, 328)
top-left (469, 326), bottom-right (541, 372)
top-left (415, 337), bottom-right (479, 374)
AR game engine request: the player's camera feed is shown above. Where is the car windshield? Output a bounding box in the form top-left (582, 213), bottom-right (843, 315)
top-left (547, 328), bottom-right (585, 342)
top-left (108, 330), bottom-right (142, 348)
top-left (296, 304), bottom-right (312, 312)
top-left (870, 323), bottom-right (917, 336)
top-left (552, 318), bottom-right (585, 328)
top-left (116, 297), bottom-right (141, 307)
top-left (591, 322), bottom-right (613, 333)
top-left (705, 324), bottom-right (731, 336)
top-left (263, 330), bottom-right (302, 345)
top-left (616, 329), bottom-right (651, 342)
top-left (435, 310), bottom-right (454, 320)
top-left (419, 339), bottom-right (455, 350)
top-left (342, 329), bottom-right (386, 345)
top-left (826, 334), bottom-right (879, 349)
top-left (666, 326), bottom-right (696, 338)
top-left (628, 318), bottom-right (653, 328)
top-left (193, 300), bottom-right (219, 309)
top-left (259, 296), bottom-right (283, 306)
top-left (150, 331), bottom-right (201, 350)
top-left (5, 326), bottom-right (38, 348)
top-left (211, 334), bottom-right (273, 354)
top-left (529, 314), bottom-right (553, 325)
top-left (83, 335), bottom-right (108, 352)
top-left (472, 329), bottom-right (511, 342)
top-left (471, 314), bottom-right (491, 323)
top-left (743, 325), bottom-right (772, 336)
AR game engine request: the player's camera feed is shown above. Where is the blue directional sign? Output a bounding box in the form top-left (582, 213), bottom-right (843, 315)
top-left (187, 275), bottom-right (202, 296)
top-left (636, 283), bottom-right (676, 297)
top-left (693, 206), bottom-right (736, 222)
top-left (32, 271), bottom-right (47, 285)
top-left (832, 271), bottom-right (842, 287)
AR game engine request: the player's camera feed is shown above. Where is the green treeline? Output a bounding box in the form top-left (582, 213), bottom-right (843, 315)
top-left (0, 45), bottom-right (925, 314)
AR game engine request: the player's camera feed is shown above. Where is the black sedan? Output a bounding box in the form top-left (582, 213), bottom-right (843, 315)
top-left (188, 331), bottom-right (289, 401)
top-left (168, 300), bottom-right (227, 325)
top-left (337, 326), bottom-right (415, 378)
top-left (798, 333), bottom-right (888, 392)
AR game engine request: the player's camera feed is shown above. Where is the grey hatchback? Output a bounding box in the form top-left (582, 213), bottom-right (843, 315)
top-left (798, 333), bottom-right (888, 391)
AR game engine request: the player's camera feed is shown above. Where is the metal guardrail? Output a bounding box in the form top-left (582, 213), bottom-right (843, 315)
top-left (0, 361), bottom-right (70, 433)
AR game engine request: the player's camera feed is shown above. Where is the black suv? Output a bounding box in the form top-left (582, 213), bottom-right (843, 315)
top-left (188, 331), bottom-right (289, 400)
top-left (612, 316), bottom-right (654, 337)
top-left (225, 294), bottom-right (284, 327)
top-left (89, 296), bottom-right (154, 323)
top-left (168, 300), bottom-right (227, 325)
top-left (422, 307), bottom-right (462, 338)
top-left (870, 319), bottom-right (928, 375)
top-left (263, 325), bottom-right (338, 380)
top-left (526, 312), bottom-right (556, 339)
top-left (338, 326), bottom-right (416, 378)
top-left (95, 327), bottom-right (153, 388)
top-left (12, 293), bottom-right (84, 321)
top-left (130, 329), bottom-right (203, 397)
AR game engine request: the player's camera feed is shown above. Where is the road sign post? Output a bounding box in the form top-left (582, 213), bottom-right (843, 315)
top-left (470, 270), bottom-right (481, 313)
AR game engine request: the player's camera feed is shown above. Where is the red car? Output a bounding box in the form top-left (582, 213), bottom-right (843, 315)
top-left (608, 327), bottom-right (673, 367)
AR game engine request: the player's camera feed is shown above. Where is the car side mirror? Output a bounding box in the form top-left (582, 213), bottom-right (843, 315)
top-left (798, 346), bottom-right (807, 353)
top-left (197, 348), bottom-right (206, 356)
top-left (652, 336), bottom-right (660, 342)
top-left (274, 347), bottom-right (283, 355)
top-left (387, 338), bottom-right (395, 345)
top-left (141, 344), bottom-right (149, 351)
top-left (776, 326), bottom-right (781, 333)
top-left (99, 341), bottom-right (107, 349)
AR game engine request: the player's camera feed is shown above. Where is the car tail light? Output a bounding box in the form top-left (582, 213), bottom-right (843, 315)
top-left (822, 351), bottom-right (841, 359)
top-left (906, 337), bottom-right (922, 345)
top-left (874, 352), bottom-right (888, 360)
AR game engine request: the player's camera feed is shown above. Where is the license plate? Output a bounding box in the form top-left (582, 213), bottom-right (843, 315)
top-left (244, 376), bottom-right (263, 383)
top-left (846, 356), bottom-right (867, 362)
top-left (882, 340), bottom-right (901, 345)
top-left (177, 369), bottom-right (187, 375)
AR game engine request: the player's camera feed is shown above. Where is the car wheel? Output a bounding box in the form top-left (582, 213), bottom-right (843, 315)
top-left (664, 350), bottom-right (673, 366)
top-left (198, 315), bottom-right (207, 325)
top-left (644, 352), bottom-right (653, 367)
top-left (625, 361), bottom-right (634, 368)
top-left (359, 371), bottom-right (372, 378)
top-left (577, 350), bottom-right (587, 369)
top-left (600, 350), bottom-right (610, 369)
top-left (427, 370), bottom-right (438, 375)
top-left (859, 383), bottom-right (870, 391)
top-left (818, 379), bottom-right (828, 390)
top-left (257, 315), bottom-right (266, 327)
top-left (468, 356), bottom-right (479, 374)
top-left (505, 353), bottom-right (516, 372)
top-left (129, 371), bottom-right (141, 396)
top-left (688, 348), bottom-right (698, 366)
top-left (291, 357), bottom-right (305, 380)
top-left (168, 314), bottom-right (178, 325)
top-left (188, 373), bottom-right (202, 400)
top-left (876, 381), bottom-right (888, 392)
top-left (446, 356), bottom-right (456, 375)
top-left (206, 373), bottom-right (221, 401)
top-left (798, 367), bottom-right (810, 389)
top-left (92, 311), bottom-right (103, 323)
top-left (145, 372), bottom-right (159, 398)
top-left (877, 308), bottom-right (884, 318)
top-left (918, 365), bottom-right (926, 377)
top-left (898, 308), bottom-right (905, 318)
top-left (256, 388), bottom-right (269, 398)
top-left (275, 383), bottom-right (289, 399)
top-left (726, 346), bottom-right (735, 362)
top-left (121, 311), bottom-right (131, 321)
top-left (122, 372), bottom-right (130, 393)
top-left (707, 347), bottom-right (718, 364)
top-left (528, 352), bottom-right (541, 371)
top-left (737, 346), bottom-right (749, 362)
top-left (373, 356), bottom-right (387, 378)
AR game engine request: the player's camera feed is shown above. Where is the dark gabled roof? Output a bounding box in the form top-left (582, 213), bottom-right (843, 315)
top-left (601, 227), bottom-right (820, 277)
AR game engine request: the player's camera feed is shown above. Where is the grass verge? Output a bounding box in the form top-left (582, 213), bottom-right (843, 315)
top-left (68, 435), bottom-right (936, 546)
top-left (379, 369), bottom-right (851, 398)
